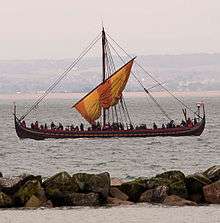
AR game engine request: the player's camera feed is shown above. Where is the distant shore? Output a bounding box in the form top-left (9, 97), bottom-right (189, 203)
top-left (0, 90), bottom-right (220, 101)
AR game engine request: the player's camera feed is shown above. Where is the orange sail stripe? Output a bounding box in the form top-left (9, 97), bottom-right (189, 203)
top-left (74, 58), bottom-right (135, 124)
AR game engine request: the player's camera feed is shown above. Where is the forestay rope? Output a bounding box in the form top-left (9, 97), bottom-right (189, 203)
top-left (20, 32), bottom-right (102, 120)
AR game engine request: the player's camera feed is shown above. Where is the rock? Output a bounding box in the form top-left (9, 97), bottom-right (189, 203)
top-left (65, 192), bottom-right (100, 206)
top-left (109, 187), bottom-right (129, 201)
top-left (185, 173), bottom-right (212, 203)
top-left (0, 175), bottom-right (42, 195)
top-left (15, 179), bottom-right (46, 206)
top-left (0, 192), bottom-right (13, 207)
top-left (43, 171), bottom-right (79, 205)
top-left (111, 178), bottom-right (125, 186)
top-left (163, 195), bottom-right (197, 206)
top-left (169, 180), bottom-right (188, 198)
top-left (139, 186), bottom-right (168, 203)
top-left (204, 165), bottom-right (220, 182)
top-left (147, 171), bottom-right (185, 189)
top-left (0, 172), bottom-right (2, 177)
top-left (73, 172), bottom-right (110, 199)
top-left (44, 200), bottom-right (53, 208)
top-left (43, 172), bottom-right (79, 192)
top-left (107, 197), bottom-right (134, 206)
top-left (25, 195), bottom-right (42, 208)
top-left (203, 180), bottom-right (220, 204)
top-left (119, 178), bottom-right (148, 202)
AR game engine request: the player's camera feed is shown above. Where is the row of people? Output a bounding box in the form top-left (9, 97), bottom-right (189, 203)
top-left (26, 117), bottom-right (198, 132)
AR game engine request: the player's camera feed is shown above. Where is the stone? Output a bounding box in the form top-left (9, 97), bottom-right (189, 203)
top-left (169, 180), bottom-right (188, 198)
top-left (139, 186), bottom-right (168, 203)
top-left (0, 192), bottom-right (13, 207)
top-left (147, 171), bottom-right (185, 189)
top-left (109, 187), bottom-right (129, 201)
top-left (25, 195), bottom-right (42, 208)
top-left (65, 192), bottom-right (100, 206)
top-left (119, 178), bottom-right (148, 202)
top-left (73, 172), bottom-right (110, 199)
top-left (163, 195), bottom-right (197, 206)
top-left (43, 172), bottom-right (79, 205)
top-left (203, 180), bottom-right (220, 204)
top-left (185, 173), bottom-right (211, 203)
top-left (111, 178), bottom-right (125, 186)
top-left (15, 179), bottom-right (46, 206)
top-left (0, 175), bottom-right (42, 195)
top-left (43, 172), bottom-right (79, 193)
top-left (44, 200), bottom-right (53, 208)
top-left (203, 165), bottom-right (220, 182)
top-left (107, 197), bottom-right (134, 206)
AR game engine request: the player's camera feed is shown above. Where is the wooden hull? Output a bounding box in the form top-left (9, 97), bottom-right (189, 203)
top-left (14, 115), bottom-right (205, 140)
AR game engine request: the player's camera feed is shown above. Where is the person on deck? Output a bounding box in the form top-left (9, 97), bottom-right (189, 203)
top-left (34, 121), bottom-right (39, 129)
top-left (153, 122), bottom-right (157, 129)
top-left (187, 118), bottom-right (193, 128)
top-left (162, 124), bottom-right (165, 129)
top-left (58, 123), bottom-right (63, 130)
top-left (129, 123), bottom-right (134, 130)
top-left (31, 123), bottom-right (34, 129)
top-left (75, 126), bottom-right (79, 131)
top-left (51, 122), bottom-right (55, 130)
top-left (180, 119), bottom-right (186, 127)
top-left (21, 120), bottom-right (26, 127)
top-left (194, 117), bottom-right (197, 125)
top-left (80, 123), bottom-right (84, 131)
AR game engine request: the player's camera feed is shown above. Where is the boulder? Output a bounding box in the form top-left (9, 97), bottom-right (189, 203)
top-left (111, 178), bottom-right (125, 186)
top-left (64, 192), bottom-right (100, 206)
top-left (203, 180), bottom-right (220, 204)
top-left (73, 172), bottom-right (110, 199)
top-left (139, 186), bottom-right (168, 203)
top-left (185, 173), bottom-right (212, 203)
top-left (44, 200), bottom-right (53, 208)
top-left (14, 179), bottom-right (46, 206)
top-left (163, 195), bottom-right (197, 206)
top-left (119, 178), bottom-right (148, 202)
top-left (203, 165), bottom-right (220, 182)
top-left (43, 172), bottom-right (79, 204)
top-left (169, 180), bottom-right (188, 198)
top-left (25, 195), bottom-right (42, 208)
top-left (147, 171), bottom-right (185, 189)
top-left (109, 187), bottom-right (129, 201)
top-left (0, 192), bottom-right (13, 207)
top-left (0, 175), bottom-right (42, 195)
top-left (107, 197), bottom-right (134, 206)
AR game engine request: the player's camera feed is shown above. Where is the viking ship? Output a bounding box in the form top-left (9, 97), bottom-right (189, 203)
top-left (14, 28), bottom-right (205, 140)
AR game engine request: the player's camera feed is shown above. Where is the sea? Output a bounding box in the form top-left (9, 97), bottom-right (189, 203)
top-left (0, 92), bottom-right (219, 223)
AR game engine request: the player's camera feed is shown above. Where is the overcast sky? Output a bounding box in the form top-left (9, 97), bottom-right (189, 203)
top-left (0, 0), bottom-right (219, 59)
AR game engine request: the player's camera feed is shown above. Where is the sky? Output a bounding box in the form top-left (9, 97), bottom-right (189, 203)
top-left (0, 0), bottom-right (219, 59)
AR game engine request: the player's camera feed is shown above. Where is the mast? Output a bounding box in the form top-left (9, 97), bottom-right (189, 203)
top-left (102, 27), bottom-right (106, 127)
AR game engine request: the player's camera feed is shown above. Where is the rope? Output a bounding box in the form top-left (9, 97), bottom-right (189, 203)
top-left (108, 39), bottom-right (172, 121)
top-left (20, 32), bottom-right (102, 120)
top-left (106, 33), bottom-right (201, 119)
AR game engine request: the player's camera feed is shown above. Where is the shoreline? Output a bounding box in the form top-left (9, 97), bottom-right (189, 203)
top-left (0, 90), bottom-right (220, 101)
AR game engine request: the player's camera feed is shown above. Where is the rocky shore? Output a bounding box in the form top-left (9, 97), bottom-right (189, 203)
top-left (0, 165), bottom-right (219, 208)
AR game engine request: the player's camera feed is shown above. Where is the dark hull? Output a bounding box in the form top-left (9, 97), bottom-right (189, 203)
top-left (14, 115), bottom-right (205, 140)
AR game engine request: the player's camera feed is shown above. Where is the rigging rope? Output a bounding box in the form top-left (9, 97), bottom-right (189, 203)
top-left (106, 33), bottom-right (201, 119)
top-left (20, 32), bottom-right (102, 120)
top-left (107, 39), bottom-right (172, 121)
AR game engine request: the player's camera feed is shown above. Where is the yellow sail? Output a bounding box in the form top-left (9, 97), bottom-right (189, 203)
top-left (73, 58), bottom-right (135, 124)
